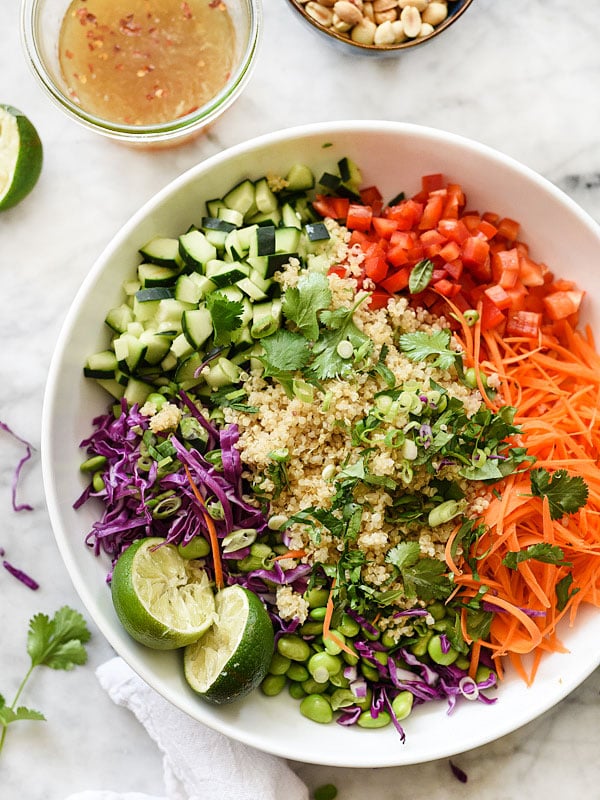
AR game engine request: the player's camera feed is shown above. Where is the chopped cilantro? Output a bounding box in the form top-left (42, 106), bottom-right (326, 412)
top-left (205, 293), bottom-right (243, 345)
top-left (530, 468), bottom-right (589, 519)
top-left (556, 573), bottom-right (580, 611)
top-left (281, 272), bottom-right (331, 340)
top-left (398, 328), bottom-right (462, 373)
top-left (502, 543), bottom-right (571, 570)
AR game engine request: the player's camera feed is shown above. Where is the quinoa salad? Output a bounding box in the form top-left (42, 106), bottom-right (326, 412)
top-left (76, 158), bottom-right (598, 736)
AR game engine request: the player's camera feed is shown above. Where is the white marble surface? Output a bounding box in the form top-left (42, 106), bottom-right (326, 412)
top-left (2, 0), bottom-right (600, 797)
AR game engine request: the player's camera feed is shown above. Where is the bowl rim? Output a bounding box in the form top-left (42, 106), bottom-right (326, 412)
top-left (20, 0), bottom-right (263, 142)
top-left (283, 0), bottom-right (474, 53)
top-left (41, 120), bottom-right (600, 766)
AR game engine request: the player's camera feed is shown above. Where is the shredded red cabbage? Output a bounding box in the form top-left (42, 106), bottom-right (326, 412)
top-left (1, 420), bottom-right (34, 512)
top-left (3, 559), bottom-right (39, 590)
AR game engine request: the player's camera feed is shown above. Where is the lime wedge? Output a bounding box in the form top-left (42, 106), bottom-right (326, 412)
top-left (0, 105), bottom-right (43, 211)
top-left (184, 585), bottom-right (274, 705)
top-left (110, 537), bottom-right (217, 650)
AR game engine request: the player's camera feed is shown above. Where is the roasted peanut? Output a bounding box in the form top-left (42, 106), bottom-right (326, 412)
top-left (422, 1), bottom-right (448, 26)
top-left (373, 0), bottom-right (397, 11)
top-left (399, 4), bottom-right (421, 37)
top-left (334, 0), bottom-right (364, 25)
top-left (350, 16), bottom-right (377, 43)
top-left (362, 2), bottom-right (375, 21)
top-left (398, 0), bottom-right (427, 10)
top-left (374, 19), bottom-right (396, 44)
top-left (305, 0), bottom-right (334, 25)
top-left (419, 21), bottom-right (435, 36)
top-left (374, 9), bottom-right (397, 24)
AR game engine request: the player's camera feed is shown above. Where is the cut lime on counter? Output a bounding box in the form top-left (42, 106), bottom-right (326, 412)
top-left (0, 105), bottom-right (43, 211)
top-left (110, 537), bottom-right (217, 650)
top-left (184, 585), bottom-right (274, 705)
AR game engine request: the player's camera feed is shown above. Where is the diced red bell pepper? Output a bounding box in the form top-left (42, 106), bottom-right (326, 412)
top-left (386, 243), bottom-right (410, 268)
top-left (505, 310), bottom-right (542, 337)
top-left (437, 218), bottom-right (469, 244)
top-left (385, 199), bottom-right (423, 230)
top-left (364, 244), bottom-right (388, 282)
top-left (493, 248), bottom-right (520, 286)
top-left (462, 236), bottom-right (491, 281)
top-left (439, 240), bottom-right (461, 263)
top-left (347, 203), bottom-right (373, 232)
top-left (480, 294), bottom-right (507, 331)
top-left (328, 264), bottom-right (349, 279)
top-left (497, 217), bottom-right (520, 243)
top-left (419, 194), bottom-right (445, 230)
top-left (372, 216), bottom-right (399, 239)
top-left (519, 254), bottom-right (546, 287)
top-left (360, 185), bottom-right (383, 216)
top-left (543, 289), bottom-right (585, 321)
top-left (432, 278), bottom-right (461, 297)
top-left (369, 289), bottom-right (393, 309)
top-left (381, 267), bottom-right (410, 294)
top-left (444, 258), bottom-right (463, 280)
top-left (484, 283), bottom-right (512, 310)
top-left (476, 219), bottom-right (498, 240)
top-left (442, 184), bottom-right (465, 219)
top-left (313, 195), bottom-right (350, 220)
top-left (421, 173), bottom-right (445, 193)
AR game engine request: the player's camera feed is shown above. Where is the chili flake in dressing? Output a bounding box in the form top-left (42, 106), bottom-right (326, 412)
top-left (58, 0), bottom-right (236, 126)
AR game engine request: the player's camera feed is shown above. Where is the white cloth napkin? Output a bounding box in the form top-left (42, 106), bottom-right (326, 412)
top-left (65, 657), bottom-right (309, 800)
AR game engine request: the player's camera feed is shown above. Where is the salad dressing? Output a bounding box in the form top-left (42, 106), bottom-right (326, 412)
top-left (58, 0), bottom-right (236, 126)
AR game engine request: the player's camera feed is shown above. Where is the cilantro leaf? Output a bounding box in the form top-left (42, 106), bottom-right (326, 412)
top-left (398, 329), bottom-right (461, 372)
top-left (400, 557), bottom-right (454, 601)
top-left (27, 606), bottom-right (90, 670)
top-left (308, 304), bottom-right (372, 380)
top-left (502, 543), bottom-right (571, 570)
top-left (530, 468), bottom-right (589, 519)
top-left (259, 330), bottom-right (312, 395)
top-left (556, 573), bottom-right (580, 612)
top-left (0, 705), bottom-right (45, 727)
top-left (205, 293), bottom-right (243, 345)
top-left (282, 272), bottom-right (332, 340)
top-left (386, 541), bottom-right (421, 570)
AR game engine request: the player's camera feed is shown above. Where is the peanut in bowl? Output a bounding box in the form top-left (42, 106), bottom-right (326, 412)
top-left (284, 0), bottom-right (473, 55)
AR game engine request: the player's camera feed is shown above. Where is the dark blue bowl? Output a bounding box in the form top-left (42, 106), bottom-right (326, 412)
top-left (284, 0), bottom-right (474, 57)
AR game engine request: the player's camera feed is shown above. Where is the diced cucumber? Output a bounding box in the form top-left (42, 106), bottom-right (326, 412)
top-left (206, 198), bottom-right (227, 217)
top-left (275, 226), bottom-right (301, 253)
top-left (202, 216), bottom-right (237, 233)
top-left (248, 269), bottom-right (273, 295)
top-left (256, 225), bottom-right (276, 256)
top-left (338, 156), bottom-right (362, 194)
top-left (205, 260), bottom-right (250, 288)
top-left (237, 277), bottom-right (268, 302)
top-left (95, 378), bottom-right (125, 400)
top-left (139, 236), bottom-right (180, 267)
top-left (174, 273), bottom-right (216, 304)
top-left (83, 350), bottom-right (118, 379)
top-left (305, 221), bottom-right (330, 242)
top-left (139, 331), bottom-right (172, 365)
top-left (156, 298), bottom-right (195, 327)
top-left (178, 229), bottom-right (217, 269)
top-left (246, 255), bottom-right (269, 278)
top-left (170, 332), bottom-right (194, 360)
top-left (204, 227), bottom-right (229, 249)
top-left (285, 164), bottom-right (315, 192)
top-left (281, 203), bottom-right (302, 229)
top-left (246, 208), bottom-right (281, 227)
top-left (114, 333), bottom-right (148, 373)
top-left (182, 307), bottom-right (213, 349)
top-left (254, 177), bottom-right (278, 214)
top-left (126, 321), bottom-right (145, 337)
top-left (123, 279), bottom-right (141, 297)
top-left (135, 286), bottom-right (175, 303)
top-left (251, 299), bottom-right (282, 338)
top-left (218, 206), bottom-right (244, 227)
top-left (223, 179), bottom-right (256, 217)
top-left (124, 378), bottom-right (154, 406)
top-left (224, 229), bottom-right (248, 261)
top-left (204, 357), bottom-right (242, 389)
top-left (174, 352), bottom-right (206, 388)
top-left (105, 303), bottom-right (134, 334)
top-left (213, 285), bottom-right (244, 304)
top-left (137, 262), bottom-right (180, 288)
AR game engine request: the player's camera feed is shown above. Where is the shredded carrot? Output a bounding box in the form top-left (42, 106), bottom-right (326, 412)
top-left (272, 549), bottom-right (307, 562)
top-left (446, 315), bottom-right (600, 682)
top-left (183, 463), bottom-right (224, 590)
top-left (322, 580), bottom-right (356, 657)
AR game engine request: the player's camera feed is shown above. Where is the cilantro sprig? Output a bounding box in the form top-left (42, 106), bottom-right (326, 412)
top-left (530, 468), bottom-right (589, 519)
top-left (398, 328), bottom-right (463, 374)
top-left (0, 606), bottom-right (90, 756)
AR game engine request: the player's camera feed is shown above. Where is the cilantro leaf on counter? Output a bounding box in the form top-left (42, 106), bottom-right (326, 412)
top-left (398, 329), bottom-right (461, 373)
top-left (0, 607), bottom-right (90, 757)
top-left (282, 272), bottom-right (331, 340)
top-left (530, 468), bottom-right (589, 519)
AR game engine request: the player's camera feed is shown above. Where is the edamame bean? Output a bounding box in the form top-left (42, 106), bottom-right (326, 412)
top-left (308, 652), bottom-right (342, 683)
top-left (427, 601), bottom-right (447, 621)
top-left (288, 681), bottom-right (307, 700)
top-left (476, 665), bottom-right (496, 684)
top-left (323, 629), bottom-right (346, 655)
top-left (360, 661), bottom-right (380, 683)
top-left (391, 690), bottom-right (414, 721)
top-left (300, 621), bottom-right (324, 636)
top-left (337, 613), bottom-right (360, 638)
top-left (277, 634), bottom-right (311, 662)
top-left (427, 634), bottom-right (459, 666)
top-left (410, 630), bottom-right (433, 658)
top-left (79, 455), bottom-right (108, 473)
top-left (300, 694), bottom-right (333, 724)
top-left (357, 709), bottom-right (391, 729)
top-left (329, 688), bottom-right (356, 711)
top-left (455, 655), bottom-right (470, 671)
top-left (92, 471), bottom-right (105, 492)
top-left (362, 625), bottom-right (381, 642)
top-left (355, 687), bottom-right (373, 711)
top-left (261, 674), bottom-right (287, 697)
top-left (268, 652), bottom-right (291, 676)
top-left (342, 649), bottom-right (359, 667)
top-left (309, 606), bottom-right (327, 621)
top-left (301, 677), bottom-right (330, 695)
top-left (381, 630), bottom-right (398, 649)
top-left (305, 587), bottom-right (330, 608)
top-left (287, 662), bottom-right (309, 682)
top-left (328, 670), bottom-right (350, 689)
top-left (177, 536), bottom-right (211, 559)
top-left (314, 783), bottom-right (338, 800)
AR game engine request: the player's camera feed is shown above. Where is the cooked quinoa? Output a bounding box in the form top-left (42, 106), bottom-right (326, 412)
top-left (223, 240), bottom-right (494, 629)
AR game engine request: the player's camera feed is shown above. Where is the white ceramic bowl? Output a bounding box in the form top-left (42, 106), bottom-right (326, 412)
top-left (42, 121), bottom-right (600, 767)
